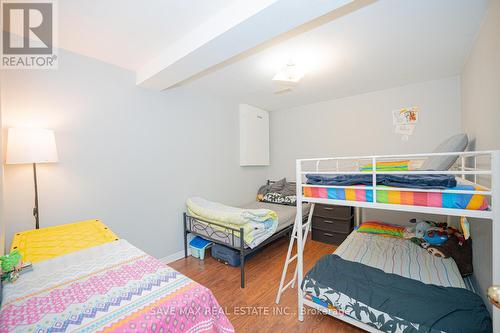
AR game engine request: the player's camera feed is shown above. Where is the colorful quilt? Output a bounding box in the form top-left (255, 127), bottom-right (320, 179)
top-left (0, 240), bottom-right (234, 333)
top-left (303, 183), bottom-right (489, 211)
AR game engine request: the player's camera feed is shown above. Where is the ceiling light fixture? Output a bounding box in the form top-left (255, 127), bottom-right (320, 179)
top-left (272, 62), bottom-right (305, 84)
top-left (272, 61), bottom-right (305, 94)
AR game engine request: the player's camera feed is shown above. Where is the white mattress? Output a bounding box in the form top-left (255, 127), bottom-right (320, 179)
top-left (335, 231), bottom-right (465, 289)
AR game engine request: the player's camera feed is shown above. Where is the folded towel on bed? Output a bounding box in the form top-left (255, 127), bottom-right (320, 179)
top-left (186, 197), bottom-right (278, 248)
top-left (306, 174), bottom-right (457, 189)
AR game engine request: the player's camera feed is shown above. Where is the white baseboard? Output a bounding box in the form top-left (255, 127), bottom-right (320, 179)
top-left (159, 249), bottom-right (190, 264)
top-left (160, 234), bottom-right (196, 264)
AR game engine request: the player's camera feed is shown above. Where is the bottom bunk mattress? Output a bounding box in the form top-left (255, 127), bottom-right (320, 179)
top-left (335, 232), bottom-right (465, 288)
top-left (0, 240), bottom-right (234, 333)
top-left (302, 232), bottom-right (491, 333)
top-left (187, 202), bottom-right (311, 249)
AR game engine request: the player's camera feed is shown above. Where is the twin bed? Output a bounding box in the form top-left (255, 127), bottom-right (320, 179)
top-left (0, 221), bottom-right (234, 333)
top-left (184, 196), bottom-right (310, 288)
top-left (185, 199), bottom-right (309, 250)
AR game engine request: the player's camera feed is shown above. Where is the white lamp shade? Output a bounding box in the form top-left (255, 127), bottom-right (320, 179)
top-left (6, 128), bottom-right (58, 164)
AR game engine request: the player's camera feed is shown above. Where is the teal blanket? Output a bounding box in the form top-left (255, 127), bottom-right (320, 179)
top-left (303, 254), bottom-right (492, 333)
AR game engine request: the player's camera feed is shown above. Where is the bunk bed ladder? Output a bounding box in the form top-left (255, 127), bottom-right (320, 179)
top-left (275, 203), bottom-right (315, 304)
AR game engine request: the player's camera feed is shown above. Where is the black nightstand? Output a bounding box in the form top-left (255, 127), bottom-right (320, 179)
top-left (311, 204), bottom-right (354, 245)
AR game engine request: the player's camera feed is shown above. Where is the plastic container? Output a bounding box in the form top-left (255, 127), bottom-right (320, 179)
top-left (189, 236), bottom-right (212, 260)
top-left (211, 243), bottom-right (241, 266)
top-left (211, 243), bottom-right (261, 267)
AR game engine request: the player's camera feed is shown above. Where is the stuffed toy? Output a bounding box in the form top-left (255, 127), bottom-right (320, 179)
top-left (410, 220), bottom-right (473, 277)
top-left (423, 229), bottom-right (448, 245)
top-left (0, 249), bottom-right (23, 282)
top-left (408, 218), bottom-right (447, 238)
top-left (415, 221), bottom-right (431, 238)
top-left (426, 235), bottom-right (473, 276)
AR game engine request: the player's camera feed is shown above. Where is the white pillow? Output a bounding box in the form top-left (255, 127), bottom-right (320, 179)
top-left (420, 134), bottom-right (468, 170)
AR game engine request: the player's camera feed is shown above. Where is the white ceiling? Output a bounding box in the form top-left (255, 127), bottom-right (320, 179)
top-left (181, 0), bottom-right (488, 110)
top-left (55, 0), bottom-right (489, 111)
top-left (58, 0), bottom-right (235, 71)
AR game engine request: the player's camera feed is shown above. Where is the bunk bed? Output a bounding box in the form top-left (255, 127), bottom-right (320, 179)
top-left (277, 150), bottom-right (499, 333)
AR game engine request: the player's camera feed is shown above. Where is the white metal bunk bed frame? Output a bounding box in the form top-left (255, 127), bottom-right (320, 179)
top-left (290, 150), bottom-right (499, 333)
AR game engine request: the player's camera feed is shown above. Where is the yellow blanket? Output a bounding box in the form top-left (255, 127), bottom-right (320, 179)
top-left (11, 219), bottom-right (119, 263)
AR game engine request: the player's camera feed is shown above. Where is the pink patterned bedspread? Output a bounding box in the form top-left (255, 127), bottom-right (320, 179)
top-left (0, 240), bottom-right (234, 333)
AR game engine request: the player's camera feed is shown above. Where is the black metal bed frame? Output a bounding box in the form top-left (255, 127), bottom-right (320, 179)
top-left (183, 212), bottom-right (303, 288)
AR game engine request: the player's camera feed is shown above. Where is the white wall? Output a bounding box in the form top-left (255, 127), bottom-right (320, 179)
top-left (269, 76), bottom-right (462, 224)
top-left (461, 0), bottom-right (500, 319)
top-left (1, 49), bottom-right (268, 259)
top-left (462, 0), bottom-right (500, 151)
top-left (269, 76), bottom-right (461, 178)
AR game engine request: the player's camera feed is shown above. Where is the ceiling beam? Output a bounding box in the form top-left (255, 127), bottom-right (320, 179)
top-left (136, 0), bottom-right (355, 90)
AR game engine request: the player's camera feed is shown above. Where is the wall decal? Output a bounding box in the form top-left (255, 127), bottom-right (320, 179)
top-left (393, 107), bottom-right (419, 141)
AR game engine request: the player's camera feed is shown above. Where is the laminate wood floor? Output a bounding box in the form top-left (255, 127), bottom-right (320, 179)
top-left (170, 236), bottom-right (364, 333)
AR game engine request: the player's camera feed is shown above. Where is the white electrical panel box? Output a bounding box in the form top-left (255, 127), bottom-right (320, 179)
top-left (239, 104), bottom-right (269, 166)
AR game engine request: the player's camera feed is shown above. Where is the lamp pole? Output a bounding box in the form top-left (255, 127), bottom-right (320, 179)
top-left (6, 128), bottom-right (58, 230)
top-left (33, 163), bottom-right (40, 229)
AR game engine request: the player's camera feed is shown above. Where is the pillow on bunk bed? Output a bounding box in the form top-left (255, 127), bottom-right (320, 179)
top-left (257, 178), bottom-right (287, 201)
top-left (257, 178), bottom-right (296, 202)
top-left (279, 181), bottom-right (296, 196)
top-left (357, 221), bottom-right (406, 238)
top-left (262, 192), bottom-right (296, 206)
top-left (420, 133), bottom-right (468, 170)
top-left (270, 178), bottom-right (287, 192)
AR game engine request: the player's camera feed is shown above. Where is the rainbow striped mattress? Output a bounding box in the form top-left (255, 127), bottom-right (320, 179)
top-left (303, 179), bottom-right (489, 211)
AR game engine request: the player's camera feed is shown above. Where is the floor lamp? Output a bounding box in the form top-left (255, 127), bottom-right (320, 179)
top-left (6, 128), bottom-right (58, 229)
